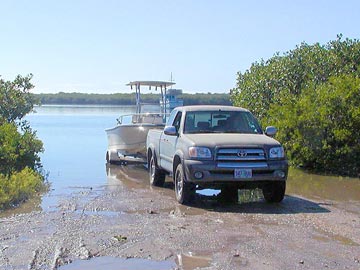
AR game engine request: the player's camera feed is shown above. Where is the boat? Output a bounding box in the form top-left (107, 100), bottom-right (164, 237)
top-left (160, 88), bottom-right (184, 111)
top-left (105, 80), bottom-right (175, 164)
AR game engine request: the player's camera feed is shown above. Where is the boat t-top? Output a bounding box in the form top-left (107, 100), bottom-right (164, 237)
top-left (105, 80), bottom-right (177, 164)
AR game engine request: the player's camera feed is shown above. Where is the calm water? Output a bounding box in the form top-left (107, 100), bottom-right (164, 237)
top-left (19, 105), bottom-right (360, 212)
top-left (25, 105), bottom-right (160, 210)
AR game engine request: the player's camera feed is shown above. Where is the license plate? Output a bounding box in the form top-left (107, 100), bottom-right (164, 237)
top-left (234, 168), bottom-right (252, 179)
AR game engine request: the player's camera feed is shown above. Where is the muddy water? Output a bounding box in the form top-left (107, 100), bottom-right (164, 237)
top-left (59, 253), bottom-right (211, 270)
top-left (106, 162), bottom-right (360, 204)
top-left (60, 256), bottom-right (176, 270)
top-left (287, 168), bottom-right (360, 201)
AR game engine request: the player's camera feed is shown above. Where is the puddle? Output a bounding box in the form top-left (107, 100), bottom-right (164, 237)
top-left (238, 189), bottom-right (263, 202)
top-left (111, 164), bottom-right (360, 205)
top-left (74, 210), bottom-right (122, 217)
top-left (106, 164), bottom-right (360, 204)
top-left (176, 253), bottom-right (212, 269)
top-left (0, 196), bottom-right (42, 218)
top-left (163, 205), bottom-right (208, 216)
top-left (287, 168), bottom-right (360, 201)
top-left (59, 253), bottom-right (211, 270)
top-left (106, 164), bottom-right (149, 190)
top-left (59, 256), bottom-right (176, 270)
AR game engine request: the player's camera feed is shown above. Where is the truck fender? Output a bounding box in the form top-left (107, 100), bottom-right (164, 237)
top-left (172, 150), bottom-right (185, 177)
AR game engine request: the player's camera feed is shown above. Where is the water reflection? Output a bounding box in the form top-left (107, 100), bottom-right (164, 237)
top-left (105, 164), bottom-right (332, 215)
top-left (59, 253), bottom-right (211, 270)
top-left (176, 253), bottom-right (211, 269)
top-left (59, 256), bottom-right (176, 270)
top-left (0, 196), bottom-right (42, 218)
top-left (106, 163), bottom-right (149, 190)
top-left (2, 166), bottom-right (359, 218)
top-left (287, 168), bottom-right (360, 201)
top-left (106, 164), bottom-right (360, 205)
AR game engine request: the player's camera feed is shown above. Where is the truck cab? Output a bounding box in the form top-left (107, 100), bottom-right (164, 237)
top-left (146, 105), bottom-right (288, 204)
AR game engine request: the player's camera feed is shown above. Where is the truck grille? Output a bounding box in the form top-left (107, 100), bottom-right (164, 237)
top-left (216, 148), bottom-right (268, 168)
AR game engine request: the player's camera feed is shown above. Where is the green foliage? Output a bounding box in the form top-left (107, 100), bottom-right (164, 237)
top-left (0, 122), bottom-right (43, 176)
top-left (231, 35), bottom-right (360, 176)
top-left (0, 167), bottom-right (45, 209)
top-left (0, 74), bottom-right (38, 123)
top-left (231, 35), bottom-right (360, 119)
top-left (271, 75), bottom-right (360, 175)
top-left (0, 74), bottom-right (45, 210)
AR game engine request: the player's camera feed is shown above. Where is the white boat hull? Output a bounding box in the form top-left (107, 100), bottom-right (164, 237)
top-left (105, 80), bottom-right (175, 164)
top-left (105, 123), bottom-right (163, 163)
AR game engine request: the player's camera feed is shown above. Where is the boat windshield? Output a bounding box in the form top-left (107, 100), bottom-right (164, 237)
top-left (117, 113), bottom-right (167, 125)
top-left (183, 111), bottom-right (263, 134)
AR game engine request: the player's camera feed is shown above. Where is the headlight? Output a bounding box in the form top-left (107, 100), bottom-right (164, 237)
top-left (188, 147), bottom-right (212, 159)
top-left (269, 147), bottom-right (285, 159)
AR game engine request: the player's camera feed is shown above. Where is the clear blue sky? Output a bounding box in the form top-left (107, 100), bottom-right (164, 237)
top-left (1, 0), bottom-right (359, 94)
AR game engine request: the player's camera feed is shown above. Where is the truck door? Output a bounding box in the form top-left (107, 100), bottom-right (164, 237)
top-left (160, 111), bottom-right (182, 172)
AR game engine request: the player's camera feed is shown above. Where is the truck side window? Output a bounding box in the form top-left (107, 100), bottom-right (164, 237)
top-left (172, 112), bottom-right (182, 132)
top-left (166, 110), bottom-right (178, 126)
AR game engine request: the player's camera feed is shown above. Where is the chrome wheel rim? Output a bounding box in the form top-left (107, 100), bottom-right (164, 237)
top-left (150, 158), bottom-right (155, 183)
top-left (175, 169), bottom-right (183, 198)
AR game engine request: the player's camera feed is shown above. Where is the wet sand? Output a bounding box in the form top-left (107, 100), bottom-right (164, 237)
top-left (0, 165), bottom-right (359, 270)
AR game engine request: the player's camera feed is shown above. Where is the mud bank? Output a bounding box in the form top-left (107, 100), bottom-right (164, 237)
top-left (0, 165), bottom-right (359, 270)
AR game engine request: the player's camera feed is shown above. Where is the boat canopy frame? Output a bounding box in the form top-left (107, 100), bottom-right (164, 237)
top-left (126, 81), bottom-right (176, 115)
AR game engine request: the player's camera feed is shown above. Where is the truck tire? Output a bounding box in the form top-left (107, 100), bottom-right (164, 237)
top-left (262, 181), bottom-right (286, 203)
top-left (149, 155), bottom-right (165, 187)
top-left (219, 187), bottom-right (238, 203)
top-left (174, 163), bottom-right (195, 204)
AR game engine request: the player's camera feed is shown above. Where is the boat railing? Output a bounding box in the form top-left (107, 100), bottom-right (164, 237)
top-left (117, 113), bottom-right (169, 125)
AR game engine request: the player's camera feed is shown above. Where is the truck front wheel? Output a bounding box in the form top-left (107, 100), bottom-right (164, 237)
top-left (262, 181), bottom-right (286, 203)
top-left (149, 156), bottom-right (165, 187)
top-left (174, 163), bottom-right (195, 204)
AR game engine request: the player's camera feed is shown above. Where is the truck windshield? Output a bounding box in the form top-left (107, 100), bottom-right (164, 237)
top-left (183, 111), bottom-right (263, 134)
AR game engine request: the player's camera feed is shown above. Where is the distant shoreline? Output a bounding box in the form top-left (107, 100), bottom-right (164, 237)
top-left (33, 92), bottom-right (232, 106)
top-left (34, 104), bottom-right (145, 108)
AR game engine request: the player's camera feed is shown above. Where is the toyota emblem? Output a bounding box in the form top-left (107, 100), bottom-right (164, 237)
top-left (237, 150), bottom-right (247, 157)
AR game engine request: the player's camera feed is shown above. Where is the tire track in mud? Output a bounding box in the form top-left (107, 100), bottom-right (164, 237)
top-left (1, 179), bottom-right (360, 269)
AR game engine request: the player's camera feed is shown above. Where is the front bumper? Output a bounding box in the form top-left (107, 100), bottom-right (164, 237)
top-left (183, 159), bottom-right (288, 184)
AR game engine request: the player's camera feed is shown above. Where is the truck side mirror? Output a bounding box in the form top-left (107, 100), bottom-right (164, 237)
top-left (164, 126), bottom-right (177, 136)
top-left (265, 126), bottom-right (277, 137)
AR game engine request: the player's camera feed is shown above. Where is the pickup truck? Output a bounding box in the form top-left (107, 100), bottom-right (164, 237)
top-left (146, 105), bottom-right (288, 204)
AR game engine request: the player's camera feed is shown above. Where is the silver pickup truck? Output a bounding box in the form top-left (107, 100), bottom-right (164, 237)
top-left (146, 105), bottom-right (288, 204)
